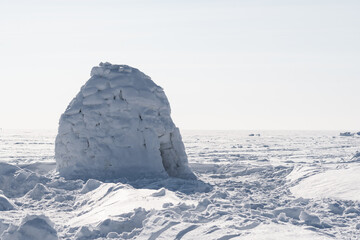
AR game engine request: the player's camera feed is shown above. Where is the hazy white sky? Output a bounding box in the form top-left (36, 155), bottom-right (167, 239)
top-left (1, 0), bottom-right (359, 130)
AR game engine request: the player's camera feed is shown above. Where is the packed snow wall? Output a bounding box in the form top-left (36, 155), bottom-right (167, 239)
top-left (55, 62), bottom-right (195, 180)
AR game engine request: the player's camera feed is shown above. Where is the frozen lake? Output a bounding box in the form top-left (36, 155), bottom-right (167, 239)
top-left (1, 130), bottom-right (360, 239)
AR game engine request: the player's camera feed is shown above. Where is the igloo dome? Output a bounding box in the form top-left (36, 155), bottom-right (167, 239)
top-left (55, 62), bottom-right (195, 180)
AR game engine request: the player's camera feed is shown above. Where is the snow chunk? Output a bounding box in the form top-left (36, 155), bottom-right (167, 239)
top-left (0, 194), bottom-right (15, 211)
top-left (1, 215), bottom-right (58, 240)
top-left (328, 202), bottom-right (344, 215)
top-left (151, 188), bottom-right (166, 197)
top-left (80, 179), bottom-right (102, 194)
top-left (74, 226), bottom-right (95, 239)
top-left (25, 183), bottom-right (50, 200)
top-left (55, 62), bottom-right (195, 180)
top-left (299, 211), bottom-right (321, 227)
top-left (273, 207), bottom-right (303, 220)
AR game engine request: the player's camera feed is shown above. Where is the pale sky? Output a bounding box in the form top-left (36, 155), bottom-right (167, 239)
top-left (1, 0), bottom-right (359, 130)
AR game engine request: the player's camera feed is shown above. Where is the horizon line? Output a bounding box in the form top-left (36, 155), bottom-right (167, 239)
top-left (0, 128), bottom-right (359, 132)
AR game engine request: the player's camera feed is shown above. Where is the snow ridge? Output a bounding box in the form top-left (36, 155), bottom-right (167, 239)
top-left (55, 62), bottom-right (195, 180)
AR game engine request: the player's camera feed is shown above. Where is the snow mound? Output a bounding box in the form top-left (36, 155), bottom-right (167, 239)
top-left (25, 183), bottom-right (50, 200)
top-left (1, 215), bottom-right (58, 240)
top-left (75, 208), bottom-right (147, 239)
top-left (290, 164), bottom-right (360, 201)
top-left (55, 62), bottom-right (195, 180)
top-left (71, 182), bottom-right (188, 226)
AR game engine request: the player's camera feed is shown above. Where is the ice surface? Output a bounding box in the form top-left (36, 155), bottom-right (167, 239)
top-left (55, 62), bottom-right (195, 180)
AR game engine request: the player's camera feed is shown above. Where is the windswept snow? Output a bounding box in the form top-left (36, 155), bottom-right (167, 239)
top-left (55, 62), bottom-right (194, 180)
top-left (71, 183), bottom-right (190, 226)
top-left (237, 222), bottom-right (332, 240)
top-left (290, 164), bottom-right (360, 201)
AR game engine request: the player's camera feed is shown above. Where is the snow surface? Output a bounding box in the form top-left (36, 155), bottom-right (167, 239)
top-left (55, 62), bottom-right (195, 180)
top-left (237, 222), bottom-right (332, 240)
top-left (290, 164), bottom-right (360, 201)
top-left (1, 130), bottom-right (360, 239)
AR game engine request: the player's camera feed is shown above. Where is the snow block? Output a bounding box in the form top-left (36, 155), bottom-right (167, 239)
top-left (55, 62), bottom-right (195, 180)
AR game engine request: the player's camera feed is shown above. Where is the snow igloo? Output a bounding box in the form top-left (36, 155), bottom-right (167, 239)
top-left (55, 62), bottom-right (195, 180)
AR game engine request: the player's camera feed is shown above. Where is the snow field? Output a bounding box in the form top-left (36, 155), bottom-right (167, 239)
top-left (1, 130), bottom-right (360, 239)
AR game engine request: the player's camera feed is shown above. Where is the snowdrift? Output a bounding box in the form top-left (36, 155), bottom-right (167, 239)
top-left (55, 62), bottom-right (195, 180)
top-left (290, 164), bottom-right (360, 201)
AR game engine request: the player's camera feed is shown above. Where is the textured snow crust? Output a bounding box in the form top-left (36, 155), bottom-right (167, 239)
top-left (55, 62), bottom-right (194, 180)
